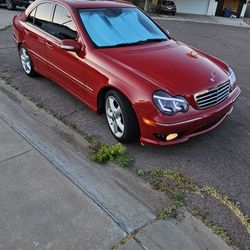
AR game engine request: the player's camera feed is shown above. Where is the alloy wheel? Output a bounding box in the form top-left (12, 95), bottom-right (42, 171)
top-left (5, 0), bottom-right (14, 10)
top-left (105, 96), bottom-right (125, 138)
top-left (20, 47), bottom-right (32, 75)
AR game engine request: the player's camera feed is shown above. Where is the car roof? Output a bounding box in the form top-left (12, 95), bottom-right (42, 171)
top-left (35, 0), bottom-right (134, 9)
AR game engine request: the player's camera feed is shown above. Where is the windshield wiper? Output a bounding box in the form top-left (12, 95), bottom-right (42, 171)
top-left (107, 38), bottom-right (167, 48)
top-left (139, 38), bottom-right (167, 43)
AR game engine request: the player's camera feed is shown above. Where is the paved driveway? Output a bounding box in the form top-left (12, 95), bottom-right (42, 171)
top-left (0, 7), bottom-right (23, 29)
top-left (0, 10), bottom-right (249, 240)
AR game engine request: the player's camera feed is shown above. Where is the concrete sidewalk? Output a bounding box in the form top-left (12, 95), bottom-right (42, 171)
top-left (0, 90), bottom-right (125, 249)
top-left (151, 13), bottom-right (250, 28)
top-left (0, 82), bottom-right (233, 249)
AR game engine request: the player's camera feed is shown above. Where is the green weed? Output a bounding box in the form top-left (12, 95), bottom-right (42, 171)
top-left (137, 169), bottom-right (145, 176)
top-left (0, 25), bottom-right (12, 32)
top-left (203, 217), bottom-right (232, 244)
top-left (35, 102), bottom-right (44, 109)
top-left (175, 192), bottom-right (185, 206)
top-left (91, 142), bottom-right (127, 164)
top-left (115, 154), bottom-right (133, 168)
top-left (158, 203), bottom-right (177, 220)
top-left (150, 168), bottom-right (162, 177)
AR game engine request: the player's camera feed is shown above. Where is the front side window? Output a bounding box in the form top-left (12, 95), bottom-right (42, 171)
top-left (51, 5), bottom-right (77, 40)
top-left (78, 7), bottom-right (168, 48)
top-left (34, 3), bottom-right (54, 33)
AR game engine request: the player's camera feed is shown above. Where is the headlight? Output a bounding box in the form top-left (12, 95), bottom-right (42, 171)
top-left (153, 91), bottom-right (189, 115)
top-left (228, 67), bottom-right (236, 89)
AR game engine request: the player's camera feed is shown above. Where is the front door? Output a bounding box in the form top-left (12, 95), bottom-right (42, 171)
top-left (44, 4), bottom-right (91, 101)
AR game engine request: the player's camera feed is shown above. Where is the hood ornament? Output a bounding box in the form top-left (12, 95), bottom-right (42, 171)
top-left (210, 71), bottom-right (216, 82)
top-left (187, 50), bottom-right (198, 59)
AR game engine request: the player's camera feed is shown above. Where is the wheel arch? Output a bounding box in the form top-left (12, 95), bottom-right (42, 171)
top-left (17, 42), bottom-right (22, 50)
top-left (97, 85), bottom-right (141, 134)
top-left (97, 86), bottom-right (134, 115)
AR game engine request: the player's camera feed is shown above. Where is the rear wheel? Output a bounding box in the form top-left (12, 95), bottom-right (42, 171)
top-left (19, 45), bottom-right (36, 77)
top-left (5, 0), bottom-right (16, 10)
top-left (105, 90), bottom-right (140, 143)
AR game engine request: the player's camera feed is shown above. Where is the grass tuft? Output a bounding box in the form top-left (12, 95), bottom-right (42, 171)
top-left (0, 25), bottom-right (12, 32)
top-left (35, 102), bottom-right (44, 109)
top-left (90, 140), bottom-right (133, 167)
top-left (158, 203), bottom-right (178, 220)
top-left (200, 186), bottom-right (250, 235)
top-left (150, 168), bottom-right (163, 177)
top-left (203, 217), bottom-right (232, 244)
top-left (136, 169), bottom-right (145, 176)
top-left (0, 75), bottom-right (11, 85)
top-left (115, 154), bottom-right (133, 168)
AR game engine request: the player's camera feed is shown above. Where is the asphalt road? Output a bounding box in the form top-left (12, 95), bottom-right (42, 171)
top-left (0, 10), bottom-right (250, 247)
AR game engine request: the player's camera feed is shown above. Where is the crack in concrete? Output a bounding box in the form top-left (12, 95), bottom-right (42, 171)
top-left (0, 148), bottom-right (33, 164)
top-left (111, 219), bottom-right (158, 250)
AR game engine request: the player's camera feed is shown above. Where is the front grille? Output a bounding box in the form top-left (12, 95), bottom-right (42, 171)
top-left (195, 81), bottom-right (230, 109)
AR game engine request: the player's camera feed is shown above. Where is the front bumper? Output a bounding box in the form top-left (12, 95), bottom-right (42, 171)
top-left (138, 86), bottom-right (241, 146)
top-left (161, 8), bottom-right (176, 13)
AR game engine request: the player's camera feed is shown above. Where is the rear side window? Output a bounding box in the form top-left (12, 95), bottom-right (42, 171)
top-left (27, 8), bottom-right (36, 24)
top-left (51, 5), bottom-right (77, 40)
top-left (34, 3), bottom-right (54, 33)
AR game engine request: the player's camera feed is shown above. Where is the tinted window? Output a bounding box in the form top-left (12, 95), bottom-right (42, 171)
top-left (51, 5), bottom-right (77, 40)
top-left (27, 8), bottom-right (36, 24)
top-left (34, 3), bottom-right (54, 33)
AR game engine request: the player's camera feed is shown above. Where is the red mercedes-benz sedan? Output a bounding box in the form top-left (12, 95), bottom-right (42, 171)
top-left (13, 0), bottom-right (241, 146)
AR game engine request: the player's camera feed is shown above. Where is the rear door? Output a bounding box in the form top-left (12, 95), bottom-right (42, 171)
top-left (22, 2), bottom-right (54, 74)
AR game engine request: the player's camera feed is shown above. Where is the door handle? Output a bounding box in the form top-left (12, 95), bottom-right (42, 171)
top-left (24, 29), bottom-right (30, 36)
top-left (45, 41), bottom-right (53, 49)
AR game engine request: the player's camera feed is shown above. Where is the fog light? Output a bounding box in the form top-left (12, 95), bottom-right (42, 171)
top-left (166, 133), bottom-right (178, 141)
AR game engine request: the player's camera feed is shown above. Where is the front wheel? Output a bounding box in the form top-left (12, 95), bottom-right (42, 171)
top-left (5, 0), bottom-right (16, 10)
top-left (19, 45), bottom-right (36, 77)
top-left (105, 90), bottom-right (140, 143)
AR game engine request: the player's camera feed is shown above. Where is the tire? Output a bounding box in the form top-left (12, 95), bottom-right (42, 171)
top-left (19, 45), bottom-right (36, 77)
top-left (156, 6), bottom-right (162, 14)
top-left (105, 90), bottom-right (140, 143)
top-left (5, 0), bottom-right (16, 10)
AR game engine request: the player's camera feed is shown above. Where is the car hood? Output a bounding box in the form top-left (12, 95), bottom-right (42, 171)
top-left (99, 40), bottom-right (229, 97)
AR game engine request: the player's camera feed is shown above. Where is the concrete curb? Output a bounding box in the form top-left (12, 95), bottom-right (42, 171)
top-left (151, 14), bottom-right (250, 28)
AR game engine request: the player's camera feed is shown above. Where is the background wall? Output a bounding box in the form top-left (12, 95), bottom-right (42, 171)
top-left (173, 0), bottom-right (210, 14)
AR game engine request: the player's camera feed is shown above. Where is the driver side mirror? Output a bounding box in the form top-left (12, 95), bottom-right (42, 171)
top-left (60, 39), bottom-right (81, 53)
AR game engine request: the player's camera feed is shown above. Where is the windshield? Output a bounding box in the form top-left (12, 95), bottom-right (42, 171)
top-left (78, 7), bottom-right (168, 48)
top-left (163, 1), bottom-right (174, 5)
